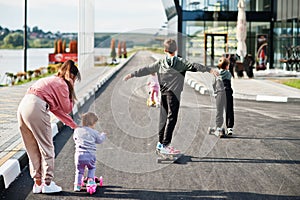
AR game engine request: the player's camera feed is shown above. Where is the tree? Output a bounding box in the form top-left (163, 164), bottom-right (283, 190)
top-left (3, 32), bottom-right (23, 47)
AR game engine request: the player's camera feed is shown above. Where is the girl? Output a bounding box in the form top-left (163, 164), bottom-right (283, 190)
top-left (73, 112), bottom-right (107, 193)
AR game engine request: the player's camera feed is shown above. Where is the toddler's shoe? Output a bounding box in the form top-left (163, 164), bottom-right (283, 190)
top-left (74, 184), bottom-right (81, 192)
top-left (32, 183), bottom-right (42, 194)
top-left (42, 181), bottom-right (62, 193)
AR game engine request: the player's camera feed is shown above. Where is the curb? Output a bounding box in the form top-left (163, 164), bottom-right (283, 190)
top-left (0, 53), bottom-right (135, 192)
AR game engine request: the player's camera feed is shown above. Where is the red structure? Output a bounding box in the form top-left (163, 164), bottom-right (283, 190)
top-left (49, 39), bottom-right (78, 64)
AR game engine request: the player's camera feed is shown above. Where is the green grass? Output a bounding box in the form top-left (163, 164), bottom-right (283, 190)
top-left (283, 79), bottom-right (300, 89)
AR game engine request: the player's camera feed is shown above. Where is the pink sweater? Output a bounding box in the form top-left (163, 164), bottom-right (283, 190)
top-left (27, 76), bottom-right (77, 129)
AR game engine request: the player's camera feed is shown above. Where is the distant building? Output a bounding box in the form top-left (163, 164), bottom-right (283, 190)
top-left (161, 0), bottom-right (300, 70)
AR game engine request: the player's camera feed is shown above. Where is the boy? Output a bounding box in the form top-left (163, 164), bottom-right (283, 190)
top-left (123, 38), bottom-right (218, 154)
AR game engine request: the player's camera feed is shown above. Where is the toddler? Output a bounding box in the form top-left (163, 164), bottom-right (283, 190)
top-left (73, 112), bottom-right (107, 192)
top-left (147, 73), bottom-right (160, 107)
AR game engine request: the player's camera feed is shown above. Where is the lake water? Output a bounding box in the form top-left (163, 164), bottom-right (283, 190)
top-left (0, 48), bottom-right (112, 75)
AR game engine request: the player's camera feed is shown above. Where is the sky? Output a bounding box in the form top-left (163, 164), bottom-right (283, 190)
top-left (0, 0), bottom-right (168, 33)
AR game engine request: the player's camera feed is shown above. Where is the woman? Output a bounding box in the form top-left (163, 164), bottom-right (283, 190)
top-left (17, 59), bottom-right (81, 194)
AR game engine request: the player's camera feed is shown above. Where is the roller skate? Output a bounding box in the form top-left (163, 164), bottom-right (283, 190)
top-left (86, 179), bottom-right (97, 195)
top-left (94, 176), bottom-right (103, 187)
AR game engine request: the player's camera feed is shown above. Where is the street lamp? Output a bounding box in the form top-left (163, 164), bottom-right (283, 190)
top-left (24, 0), bottom-right (27, 73)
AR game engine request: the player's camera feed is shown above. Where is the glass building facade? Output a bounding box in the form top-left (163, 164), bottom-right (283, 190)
top-left (161, 0), bottom-right (300, 70)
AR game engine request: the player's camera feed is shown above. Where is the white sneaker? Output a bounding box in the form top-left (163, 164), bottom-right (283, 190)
top-left (227, 128), bottom-right (233, 135)
top-left (42, 181), bottom-right (62, 193)
top-left (32, 183), bottom-right (42, 194)
top-left (160, 145), bottom-right (180, 155)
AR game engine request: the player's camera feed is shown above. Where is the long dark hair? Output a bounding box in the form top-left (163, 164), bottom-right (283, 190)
top-left (57, 60), bottom-right (81, 101)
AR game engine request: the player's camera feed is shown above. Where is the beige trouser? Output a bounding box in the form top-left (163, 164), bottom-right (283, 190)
top-left (17, 94), bottom-right (54, 184)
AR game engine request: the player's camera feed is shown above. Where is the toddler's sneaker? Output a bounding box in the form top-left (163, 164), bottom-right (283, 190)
top-left (74, 184), bottom-right (81, 192)
top-left (32, 183), bottom-right (42, 194)
top-left (42, 181), bottom-right (62, 193)
top-left (227, 128), bottom-right (233, 136)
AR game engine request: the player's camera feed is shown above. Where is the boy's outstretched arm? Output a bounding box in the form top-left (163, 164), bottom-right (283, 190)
top-left (123, 74), bottom-right (132, 81)
top-left (210, 68), bottom-right (219, 77)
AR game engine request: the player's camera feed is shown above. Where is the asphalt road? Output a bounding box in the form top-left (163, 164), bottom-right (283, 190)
top-left (1, 51), bottom-right (300, 200)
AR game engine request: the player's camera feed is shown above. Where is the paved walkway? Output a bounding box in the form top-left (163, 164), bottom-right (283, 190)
top-left (0, 51), bottom-right (299, 191)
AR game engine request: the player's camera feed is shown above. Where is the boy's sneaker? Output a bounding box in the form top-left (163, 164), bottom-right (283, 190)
top-left (32, 183), bottom-right (43, 194)
top-left (74, 184), bottom-right (81, 192)
top-left (42, 181), bottom-right (62, 193)
top-left (161, 145), bottom-right (180, 154)
top-left (156, 142), bottom-right (164, 151)
top-left (227, 128), bottom-right (233, 136)
top-left (156, 142), bottom-right (180, 154)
